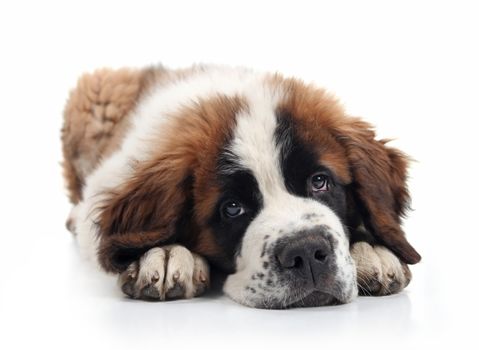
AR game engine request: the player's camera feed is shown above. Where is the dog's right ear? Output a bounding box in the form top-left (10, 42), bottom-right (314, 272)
top-left (96, 156), bottom-right (191, 273)
top-left (94, 95), bottom-right (246, 273)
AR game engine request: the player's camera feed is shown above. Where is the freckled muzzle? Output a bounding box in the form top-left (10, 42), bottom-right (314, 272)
top-left (224, 226), bottom-right (357, 309)
top-left (223, 198), bottom-right (358, 309)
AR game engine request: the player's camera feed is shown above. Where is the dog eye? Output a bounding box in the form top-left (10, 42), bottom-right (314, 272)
top-left (310, 173), bottom-right (329, 192)
top-left (222, 201), bottom-right (245, 218)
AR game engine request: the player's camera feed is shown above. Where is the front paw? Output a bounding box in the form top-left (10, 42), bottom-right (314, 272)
top-left (119, 245), bottom-right (210, 300)
top-left (350, 242), bottom-right (412, 296)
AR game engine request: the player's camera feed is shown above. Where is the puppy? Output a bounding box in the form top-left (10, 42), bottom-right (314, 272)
top-left (62, 64), bottom-right (420, 308)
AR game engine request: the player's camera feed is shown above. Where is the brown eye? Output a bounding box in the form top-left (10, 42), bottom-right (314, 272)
top-left (222, 201), bottom-right (245, 218)
top-left (310, 173), bottom-right (329, 192)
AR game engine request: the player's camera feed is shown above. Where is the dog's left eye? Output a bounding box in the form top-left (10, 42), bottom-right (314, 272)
top-left (222, 201), bottom-right (245, 218)
top-left (310, 173), bottom-right (330, 192)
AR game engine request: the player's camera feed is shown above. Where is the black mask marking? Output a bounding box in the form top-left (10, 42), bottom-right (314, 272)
top-left (209, 152), bottom-right (263, 272)
top-left (274, 109), bottom-right (348, 222)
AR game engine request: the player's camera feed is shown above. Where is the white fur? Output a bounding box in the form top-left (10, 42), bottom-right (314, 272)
top-left (163, 245), bottom-right (196, 298)
top-left (351, 242), bottom-right (410, 295)
top-left (223, 86), bottom-right (357, 307)
top-left (121, 245), bottom-right (209, 300)
top-left (72, 65), bottom-right (357, 307)
top-left (73, 65), bottom-right (270, 267)
top-left (137, 247), bottom-right (167, 290)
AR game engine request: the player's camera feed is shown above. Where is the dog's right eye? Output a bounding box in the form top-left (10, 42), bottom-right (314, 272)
top-left (222, 201), bottom-right (245, 218)
top-left (310, 173), bottom-right (330, 192)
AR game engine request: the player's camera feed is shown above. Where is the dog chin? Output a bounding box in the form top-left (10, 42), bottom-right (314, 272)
top-left (287, 291), bottom-right (342, 308)
top-left (243, 289), bottom-right (354, 309)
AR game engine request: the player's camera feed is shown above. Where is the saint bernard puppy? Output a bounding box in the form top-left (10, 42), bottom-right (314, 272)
top-left (61, 64), bottom-right (421, 308)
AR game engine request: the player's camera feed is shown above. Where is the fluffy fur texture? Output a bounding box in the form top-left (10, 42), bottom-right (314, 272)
top-left (62, 64), bottom-right (420, 308)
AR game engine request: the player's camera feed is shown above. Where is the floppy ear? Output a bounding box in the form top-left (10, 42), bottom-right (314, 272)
top-left (96, 157), bottom-right (192, 273)
top-left (335, 118), bottom-right (421, 264)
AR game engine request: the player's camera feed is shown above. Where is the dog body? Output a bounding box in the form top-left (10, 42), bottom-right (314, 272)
top-left (62, 64), bottom-right (420, 308)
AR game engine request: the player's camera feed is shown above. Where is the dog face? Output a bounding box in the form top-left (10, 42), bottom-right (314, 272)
top-left (206, 99), bottom-right (357, 307)
top-left (215, 107), bottom-right (356, 308)
top-left (97, 70), bottom-right (420, 308)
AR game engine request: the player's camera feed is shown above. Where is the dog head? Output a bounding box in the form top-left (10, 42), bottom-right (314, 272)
top-left (97, 72), bottom-right (420, 308)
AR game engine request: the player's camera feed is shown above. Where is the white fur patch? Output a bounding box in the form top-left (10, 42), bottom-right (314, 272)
top-left (223, 85), bottom-right (357, 307)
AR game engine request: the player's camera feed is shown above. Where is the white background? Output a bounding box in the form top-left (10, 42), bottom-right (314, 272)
top-left (0, 1), bottom-right (478, 349)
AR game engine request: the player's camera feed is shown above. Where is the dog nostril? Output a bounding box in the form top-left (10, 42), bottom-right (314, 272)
top-left (293, 256), bottom-right (303, 269)
top-left (314, 250), bottom-right (328, 262)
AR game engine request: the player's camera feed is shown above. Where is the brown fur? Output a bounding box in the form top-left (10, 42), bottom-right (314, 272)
top-left (61, 65), bottom-right (204, 203)
top-left (275, 77), bottom-right (420, 264)
top-left (62, 67), bottom-right (420, 274)
top-left (96, 95), bottom-right (247, 272)
top-left (62, 68), bottom-right (150, 203)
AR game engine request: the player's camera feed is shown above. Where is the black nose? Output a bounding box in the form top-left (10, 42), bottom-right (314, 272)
top-left (274, 232), bottom-right (333, 286)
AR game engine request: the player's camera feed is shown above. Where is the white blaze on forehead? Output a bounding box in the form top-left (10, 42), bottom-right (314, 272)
top-left (224, 83), bottom-right (357, 307)
top-left (229, 86), bottom-right (287, 203)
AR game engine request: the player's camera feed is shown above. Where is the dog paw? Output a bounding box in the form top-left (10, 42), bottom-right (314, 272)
top-left (350, 242), bottom-right (411, 296)
top-left (119, 245), bottom-right (210, 300)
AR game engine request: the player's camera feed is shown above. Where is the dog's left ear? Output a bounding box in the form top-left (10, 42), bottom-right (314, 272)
top-left (334, 117), bottom-right (421, 264)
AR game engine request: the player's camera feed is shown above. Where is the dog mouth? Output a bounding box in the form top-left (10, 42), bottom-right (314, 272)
top-left (223, 268), bottom-right (357, 309)
top-left (287, 290), bottom-right (341, 308)
top-left (250, 287), bottom-right (350, 309)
